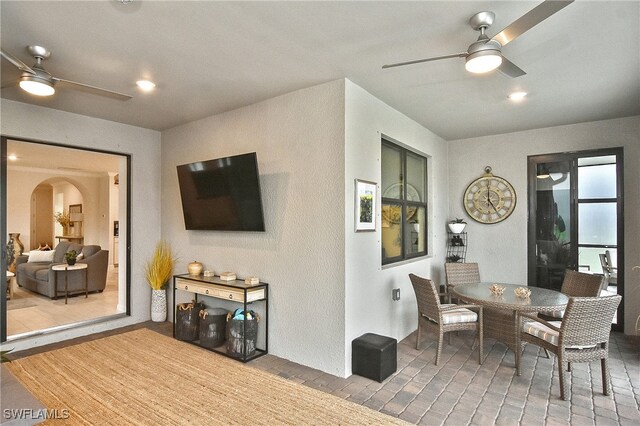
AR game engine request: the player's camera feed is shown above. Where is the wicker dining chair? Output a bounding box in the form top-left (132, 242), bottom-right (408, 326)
top-left (538, 270), bottom-right (604, 321)
top-left (444, 262), bottom-right (480, 303)
top-left (516, 295), bottom-right (621, 400)
top-left (599, 251), bottom-right (618, 287)
top-left (409, 273), bottom-right (483, 365)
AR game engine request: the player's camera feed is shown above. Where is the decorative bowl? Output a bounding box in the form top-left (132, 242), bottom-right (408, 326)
top-left (514, 287), bottom-right (531, 299)
top-left (489, 284), bottom-right (505, 295)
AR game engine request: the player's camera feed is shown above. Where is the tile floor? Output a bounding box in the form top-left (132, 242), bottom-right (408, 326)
top-left (250, 330), bottom-right (639, 425)
top-left (6, 266), bottom-right (121, 336)
top-left (3, 322), bottom-right (639, 425)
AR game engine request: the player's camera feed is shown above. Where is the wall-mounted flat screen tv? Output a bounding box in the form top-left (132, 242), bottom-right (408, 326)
top-left (176, 152), bottom-right (265, 231)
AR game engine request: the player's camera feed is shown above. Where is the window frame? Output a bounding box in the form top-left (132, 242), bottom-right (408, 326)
top-left (381, 138), bottom-right (428, 265)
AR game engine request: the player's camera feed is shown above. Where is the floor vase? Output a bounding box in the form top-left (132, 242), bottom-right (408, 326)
top-left (7, 233), bottom-right (24, 273)
top-left (151, 289), bottom-right (167, 322)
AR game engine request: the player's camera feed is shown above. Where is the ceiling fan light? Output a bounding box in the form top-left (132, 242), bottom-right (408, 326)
top-left (509, 91), bottom-right (528, 101)
top-left (537, 166), bottom-right (550, 179)
top-left (19, 77), bottom-right (55, 96)
top-left (465, 51), bottom-right (502, 74)
top-left (136, 80), bottom-right (156, 92)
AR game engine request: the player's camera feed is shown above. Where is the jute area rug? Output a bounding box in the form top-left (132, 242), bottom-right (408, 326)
top-left (7, 329), bottom-right (407, 425)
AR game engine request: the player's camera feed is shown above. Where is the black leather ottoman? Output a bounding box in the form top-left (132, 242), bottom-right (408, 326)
top-left (352, 333), bottom-right (397, 382)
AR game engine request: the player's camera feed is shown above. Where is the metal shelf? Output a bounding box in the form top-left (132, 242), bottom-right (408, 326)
top-left (446, 231), bottom-right (467, 263)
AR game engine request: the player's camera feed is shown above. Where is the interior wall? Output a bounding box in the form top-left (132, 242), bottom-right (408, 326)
top-left (447, 116), bottom-right (640, 335)
top-left (161, 80), bottom-right (347, 375)
top-left (344, 80), bottom-right (449, 375)
top-left (7, 168), bottom-right (101, 250)
top-left (0, 99), bottom-right (161, 351)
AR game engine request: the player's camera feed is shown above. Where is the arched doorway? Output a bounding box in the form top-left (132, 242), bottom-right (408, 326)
top-left (30, 179), bottom-right (86, 250)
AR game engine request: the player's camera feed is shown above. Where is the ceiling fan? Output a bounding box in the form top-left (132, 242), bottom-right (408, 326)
top-left (1, 45), bottom-right (132, 100)
top-left (382, 0), bottom-right (574, 78)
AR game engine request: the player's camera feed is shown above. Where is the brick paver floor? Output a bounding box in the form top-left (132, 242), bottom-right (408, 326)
top-left (252, 331), bottom-right (640, 425)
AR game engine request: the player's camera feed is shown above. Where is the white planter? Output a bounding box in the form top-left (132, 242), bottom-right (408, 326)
top-left (448, 223), bottom-right (466, 234)
top-left (151, 288), bottom-right (167, 322)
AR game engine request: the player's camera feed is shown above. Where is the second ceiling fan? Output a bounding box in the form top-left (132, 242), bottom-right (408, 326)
top-left (382, 0), bottom-right (574, 78)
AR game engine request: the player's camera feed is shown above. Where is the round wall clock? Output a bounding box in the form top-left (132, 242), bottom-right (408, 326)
top-left (463, 166), bottom-right (516, 224)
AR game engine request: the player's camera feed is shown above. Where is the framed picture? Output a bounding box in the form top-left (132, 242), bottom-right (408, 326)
top-left (355, 179), bottom-right (376, 232)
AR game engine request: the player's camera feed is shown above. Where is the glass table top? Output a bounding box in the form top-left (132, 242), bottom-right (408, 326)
top-left (451, 282), bottom-right (569, 311)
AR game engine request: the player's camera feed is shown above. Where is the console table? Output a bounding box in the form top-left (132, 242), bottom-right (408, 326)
top-left (56, 235), bottom-right (84, 244)
top-left (173, 274), bottom-right (268, 362)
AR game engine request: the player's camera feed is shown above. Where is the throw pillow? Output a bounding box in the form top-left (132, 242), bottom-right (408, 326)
top-left (27, 250), bottom-right (55, 263)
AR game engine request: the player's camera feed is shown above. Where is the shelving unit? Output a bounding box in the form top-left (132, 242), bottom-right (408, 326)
top-left (446, 231), bottom-right (467, 263)
top-left (173, 274), bottom-right (268, 362)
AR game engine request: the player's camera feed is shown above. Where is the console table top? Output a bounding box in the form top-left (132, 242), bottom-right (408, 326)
top-left (174, 273), bottom-right (268, 289)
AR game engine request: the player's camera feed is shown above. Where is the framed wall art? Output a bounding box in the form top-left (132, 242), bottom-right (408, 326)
top-left (355, 179), bottom-right (376, 232)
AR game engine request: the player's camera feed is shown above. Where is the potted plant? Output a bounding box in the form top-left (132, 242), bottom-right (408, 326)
top-left (446, 254), bottom-right (462, 263)
top-left (144, 241), bottom-right (177, 322)
top-left (54, 210), bottom-right (71, 235)
top-left (448, 218), bottom-right (467, 234)
top-left (65, 250), bottom-right (78, 265)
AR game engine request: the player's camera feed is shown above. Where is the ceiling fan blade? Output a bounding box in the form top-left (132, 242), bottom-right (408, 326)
top-left (497, 57), bottom-right (526, 78)
top-left (491, 0), bottom-right (574, 47)
top-left (0, 49), bottom-right (36, 75)
top-left (382, 53), bottom-right (467, 69)
top-left (53, 78), bottom-right (132, 101)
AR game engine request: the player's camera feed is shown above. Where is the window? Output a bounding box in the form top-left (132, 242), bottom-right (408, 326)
top-left (381, 139), bottom-right (428, 264)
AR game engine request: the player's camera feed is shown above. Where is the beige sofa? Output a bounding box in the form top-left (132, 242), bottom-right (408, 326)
top-left (15, 241), bottom-right (109, 299)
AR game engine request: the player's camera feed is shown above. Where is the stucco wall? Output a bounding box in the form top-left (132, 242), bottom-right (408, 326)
top-left (161, 80), bottom-right (347, 375)
top-left (448, 116), bottom-right (640, 334)
top-left (343, 80), bottom-right (449, 375)
top-left (1, 99), bottom-right (161, 351)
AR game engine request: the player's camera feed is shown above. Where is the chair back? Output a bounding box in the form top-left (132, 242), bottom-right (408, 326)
top-left (560, 295), bottom-right (621, 348)
top-left (445, 262), bottom-right (480, 287)
top-left (600, 252), bottom-right (615, 275)
top-left (561, 270), bottom-right (604, 297)
top-left (409, 274), bottom-right (440, 323)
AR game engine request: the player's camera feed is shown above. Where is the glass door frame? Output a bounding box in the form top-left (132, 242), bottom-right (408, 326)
top-left (527, 147), bottom-right (624, 331)
top-left (1, 135), bottom-right (132, 342)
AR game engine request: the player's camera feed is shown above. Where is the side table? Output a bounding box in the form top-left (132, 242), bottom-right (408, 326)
top-left (52, 263), bottom-right (88, 304)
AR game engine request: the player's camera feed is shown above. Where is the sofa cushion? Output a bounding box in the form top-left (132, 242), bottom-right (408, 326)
top-left (35, 268), bottom-right (50, 281)
top-left (81, 245), bottom-right (101, 258)
top-left (53, 241), bottom-right (71, 263)
top-left (17, 262), bottom-right (49, 280)
top-left (68, 243), bottom-right (84, 255)
top-left (28, 251), bottom-right (55, 263)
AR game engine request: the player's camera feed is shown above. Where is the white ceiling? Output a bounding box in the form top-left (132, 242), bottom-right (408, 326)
top-left (7, 139), bottom-right (121, 174)
top-left (1, 1), bottom-right (638, 141)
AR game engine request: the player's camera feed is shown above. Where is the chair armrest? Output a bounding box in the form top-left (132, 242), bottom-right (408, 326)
top-left (15, 255), bottom-right (29, 267)
top-left (441, 304), bottom-right (482, 314)
top-left (519, 312), bottom-right (561, 332)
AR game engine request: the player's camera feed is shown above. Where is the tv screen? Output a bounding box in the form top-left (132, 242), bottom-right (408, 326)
top-left (177, 152), bottom-right (265, 231)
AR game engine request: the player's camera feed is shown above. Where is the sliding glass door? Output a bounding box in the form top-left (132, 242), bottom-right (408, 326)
top-left (528, 148), bottom-right (624, 330)
top-left (1, 136), bottom-right (131, 342)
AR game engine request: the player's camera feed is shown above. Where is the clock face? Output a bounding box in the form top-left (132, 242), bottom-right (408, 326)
top-left (464, 174), bottom-right (516, 224)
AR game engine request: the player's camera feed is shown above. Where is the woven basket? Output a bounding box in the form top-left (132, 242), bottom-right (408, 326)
top-left (175, 301), bottom-right (205, 341)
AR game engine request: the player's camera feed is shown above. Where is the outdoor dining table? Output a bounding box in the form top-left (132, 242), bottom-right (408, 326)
top-left (451, 282), bottom-right (569, 361)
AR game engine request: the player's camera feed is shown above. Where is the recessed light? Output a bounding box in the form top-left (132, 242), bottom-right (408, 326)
top-left (508, 91), bottom-right (527, 101)
top-left (136, 80), bottom-right (156, 92)
top-left (8, 154), bottom-right (18, 161)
